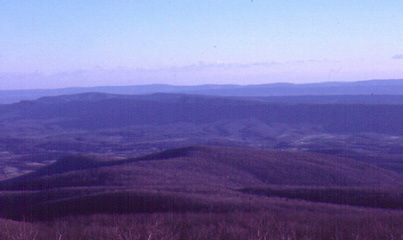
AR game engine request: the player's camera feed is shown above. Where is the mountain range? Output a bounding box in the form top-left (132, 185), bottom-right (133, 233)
top-left (1, 92), bottom-right (401, 134)
top-left (1, 79), bottom-right (402, 104)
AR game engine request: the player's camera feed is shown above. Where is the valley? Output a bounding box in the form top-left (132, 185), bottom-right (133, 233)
top-left (0, 83), bottom-right (401, 239)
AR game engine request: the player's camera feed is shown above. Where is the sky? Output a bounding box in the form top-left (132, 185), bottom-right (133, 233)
top-left (0, 0), bottom-right (402, 90)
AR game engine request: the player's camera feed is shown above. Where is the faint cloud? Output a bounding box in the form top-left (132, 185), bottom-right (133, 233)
top-left (167, 61), bottom-right (279, 72)
top-left (392, 54), bottom-right (403, 60)
top-left (92, 60), bottom-right (331, 74)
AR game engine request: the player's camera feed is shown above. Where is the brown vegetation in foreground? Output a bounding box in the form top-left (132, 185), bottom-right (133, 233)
top-left (240, 186), bottom-right (403, 210)
top-left (1, 210), bottom-right (402, 240)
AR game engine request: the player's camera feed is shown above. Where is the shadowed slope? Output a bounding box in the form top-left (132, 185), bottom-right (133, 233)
top-left (0, 146), bottom-right (400, 191)
top-left (0, 146), bottom-right (200, 190)
top-left (0, 146), bottom-right (401, 220)
top-left (0, 155), bottom-right (103, 187)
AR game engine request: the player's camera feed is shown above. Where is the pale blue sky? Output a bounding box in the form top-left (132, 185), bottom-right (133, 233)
top-left (0, 0), bottom-right (402, 89)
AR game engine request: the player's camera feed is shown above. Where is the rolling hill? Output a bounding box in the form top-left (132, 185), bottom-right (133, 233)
top-left (0, 146), bottom-right (401, 221)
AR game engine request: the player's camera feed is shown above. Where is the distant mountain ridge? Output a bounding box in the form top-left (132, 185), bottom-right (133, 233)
top-left (0, 79), bottom-right (402, 104)
top-left (1, 93), bottom-right (401, 135)
top-left (33, 92), bottom-right (403, 105)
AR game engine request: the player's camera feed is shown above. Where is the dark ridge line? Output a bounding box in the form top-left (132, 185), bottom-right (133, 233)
top-left (0, 146), bottom-right (204, 189)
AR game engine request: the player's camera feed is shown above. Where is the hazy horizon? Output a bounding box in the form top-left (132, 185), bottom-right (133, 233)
top-left (0, 78), bottom-right (402, 92)
top-left (1, 1), bottom-right (402, 90)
